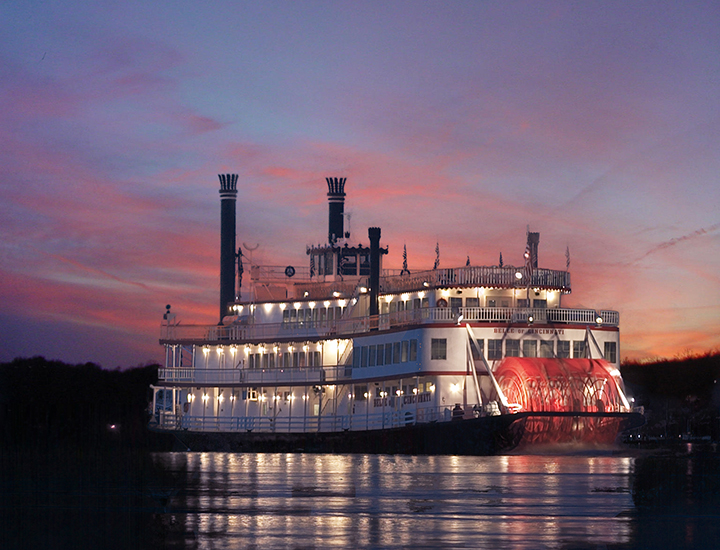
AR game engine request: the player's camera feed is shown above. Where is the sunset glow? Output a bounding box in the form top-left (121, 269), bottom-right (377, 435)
top-left (1, 2), bottom-right (718, 367)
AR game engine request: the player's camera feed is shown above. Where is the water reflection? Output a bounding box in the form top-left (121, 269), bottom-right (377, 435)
top-left (144, 453), bottom-right (637, 549)
top-left (4, 450), bottom-right (719, 549)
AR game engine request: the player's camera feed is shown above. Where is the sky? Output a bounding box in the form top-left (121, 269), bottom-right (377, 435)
top-left (1, 1), bottom-right (718, 369)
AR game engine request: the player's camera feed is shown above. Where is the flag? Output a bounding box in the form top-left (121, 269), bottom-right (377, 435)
top-left (499, 252), bottom-right (503, 267)
top-left (524, 242), bottom-right (533, 283)
top-left (466, 255), bottom-right (470, 267)
top-left (237, 249), bottom-right (244, 300)
top-left (433, 242), bottom-right (440, 270)
top-left (310, 253), bottom-right (315, 277)
top-left (565, 245), bottom-right (570, 271)
top-left (401, 244), bottom-right (410, 275)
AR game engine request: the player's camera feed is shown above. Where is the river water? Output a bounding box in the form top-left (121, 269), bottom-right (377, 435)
top-left (3, 449), bottom-right (719, 549)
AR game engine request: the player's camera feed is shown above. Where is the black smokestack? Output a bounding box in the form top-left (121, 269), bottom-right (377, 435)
top-left (368, 227), bottom-right (381, 317)
top-left (326, 177), bottom-right (346, 244)
top-left (219, 174), bottom-right (238, 322)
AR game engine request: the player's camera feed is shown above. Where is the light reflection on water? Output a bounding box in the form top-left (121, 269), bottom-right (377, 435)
top-left (153, 453), bottom-right (636, 549)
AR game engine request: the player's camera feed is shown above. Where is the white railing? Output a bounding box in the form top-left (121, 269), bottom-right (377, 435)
top-left (161, 306), bottom-right (618, 344)
top-left (156, 406), bottom-right (461, 434)
top-left (159, 364), bottom-right (353, 384)
top-left (380, 266), bottom-right (570, 294)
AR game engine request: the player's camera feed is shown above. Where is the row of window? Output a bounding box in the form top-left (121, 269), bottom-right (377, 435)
top-left (282, 306), bottom-right (346, 326)
top-left (473, 339), bottom-right (617, 362)
top-left (381, 297), bottom-right (548, 313)
top-left (353, 339), bottom-right (419, 368)
top-left (247, 351), bottom-right (322, 369)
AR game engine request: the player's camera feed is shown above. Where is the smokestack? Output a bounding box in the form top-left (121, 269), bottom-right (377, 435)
top-left (326, 177), bottom-right (346, 244)
top-left (368, 227), bottom-right (381, 318)
top-left (219, 174), bottom-right (238, 322)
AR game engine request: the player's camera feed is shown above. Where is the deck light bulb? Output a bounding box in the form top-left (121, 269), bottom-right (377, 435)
top-left (515, 272), bottom-right (523, 280)
top-left (324, 301), bottom-right (330, 307)
top-left (333, 291), bottom-right (341, 297)
top-left (596, 316), bottom-right (603, 324)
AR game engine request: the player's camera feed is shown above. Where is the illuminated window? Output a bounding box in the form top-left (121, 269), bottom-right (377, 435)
top-left (401, 341), bottom-right (409, 362)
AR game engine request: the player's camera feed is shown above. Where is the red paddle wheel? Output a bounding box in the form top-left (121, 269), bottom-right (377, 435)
top-left (494, 358), bottom-right (629, 445)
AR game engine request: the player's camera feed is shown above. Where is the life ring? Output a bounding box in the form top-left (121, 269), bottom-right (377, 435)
top-left (436, 298), bottom-right (447, 307)
top-left (183, 402), bottom-right (189, 413)
top-left (285, 265), bottom-right (296, 277)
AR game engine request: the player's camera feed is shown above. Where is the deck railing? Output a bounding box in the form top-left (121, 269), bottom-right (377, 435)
top-left (380, 266), bottom-right (570, 294)
top-left (155, 406), bottom-right (463, 433)
top-left (159, 365), bottom-right (352, 385)
top-left (161, 306), bottom-right (618, 344)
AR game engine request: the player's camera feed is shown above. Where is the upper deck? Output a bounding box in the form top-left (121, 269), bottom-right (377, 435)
top-left (161, 305), bottom-right (618, 345)
top-left (242, 264), bottom-right (570, 302)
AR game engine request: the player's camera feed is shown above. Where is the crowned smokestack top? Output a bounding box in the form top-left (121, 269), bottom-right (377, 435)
top-left (219, 174), bottom-right (238, 322)
top-left (326, 177), bottom-right (346, 244)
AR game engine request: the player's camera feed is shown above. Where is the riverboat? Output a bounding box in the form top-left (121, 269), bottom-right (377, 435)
top-left (149, 175), bottom-right (642, 453)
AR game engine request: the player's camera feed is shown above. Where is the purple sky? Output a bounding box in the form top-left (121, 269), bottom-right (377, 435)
top-left (1, 1), bottom-right (718, 368)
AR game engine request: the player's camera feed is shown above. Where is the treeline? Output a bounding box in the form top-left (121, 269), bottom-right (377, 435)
top-left (621, 351), bottom-right (720, 440)
top-left (0, 356), bottom-right (172, 452)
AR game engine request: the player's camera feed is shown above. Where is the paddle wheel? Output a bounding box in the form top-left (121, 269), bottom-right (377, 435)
top-left (495, 358), bottom-right (631, 445)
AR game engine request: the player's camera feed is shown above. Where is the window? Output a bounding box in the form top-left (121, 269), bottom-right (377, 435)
top-left (376, 345), bottom-right (384, 366)
top-left (368, 345), bottom-right (376, 367)
top-left (431, 338), bottom-right (447, 360)
top-left (488, 339), bottom-right (502, 360)
top-left (466, 297), bottom-right (479, 308)
top-left (361, 346), bottom-right (368, 367)
top-left (283, 310), bottom-right (290, 325)
top-left (539, 340), bottom-right (554, 358)
top-left (523, 340), bottom-right (537, 357)
top-left (421, 297), bottom-right (429, 308)
top-left (312, 351), bottom-right (321, 367)
top-left (385, 343), bottom-right (393, 365)
top-left (268, 353), bottom-right (275, 368)
top-left (283, 352), bottom-right (291, 367)
top-left (506, 340), bottom-right (520, 357)
top-left (409, 339), bottom-right (418, 361)
top-left (501, 300), bottom-right (510, 308)
top-left (401, 341), bottom-right (409, 362)
top-left (573, 341), bottom-right (586, 359)
top-left (298, 352), bottom-right (306, 367)
top-left (604, 342), bottom-right (617, 363)
top-left (557, 341), bottom-right (570, 358)
top-left (450, 297), bottom-right (462, 310)
top-left (471, 339), bottom-right (484, 360)
top-left (393, 342), bottom-right (401, 363)
top-left (533, 299), bottom-right (547, 309)
top-left (355, 385), bottom-right (367, 400)
top-left (487, 299), bottom-right (496, 308)
top-left (413, 298), bottom-right (421, 309)
top-left (517, 299), bottom-right (530, 308)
